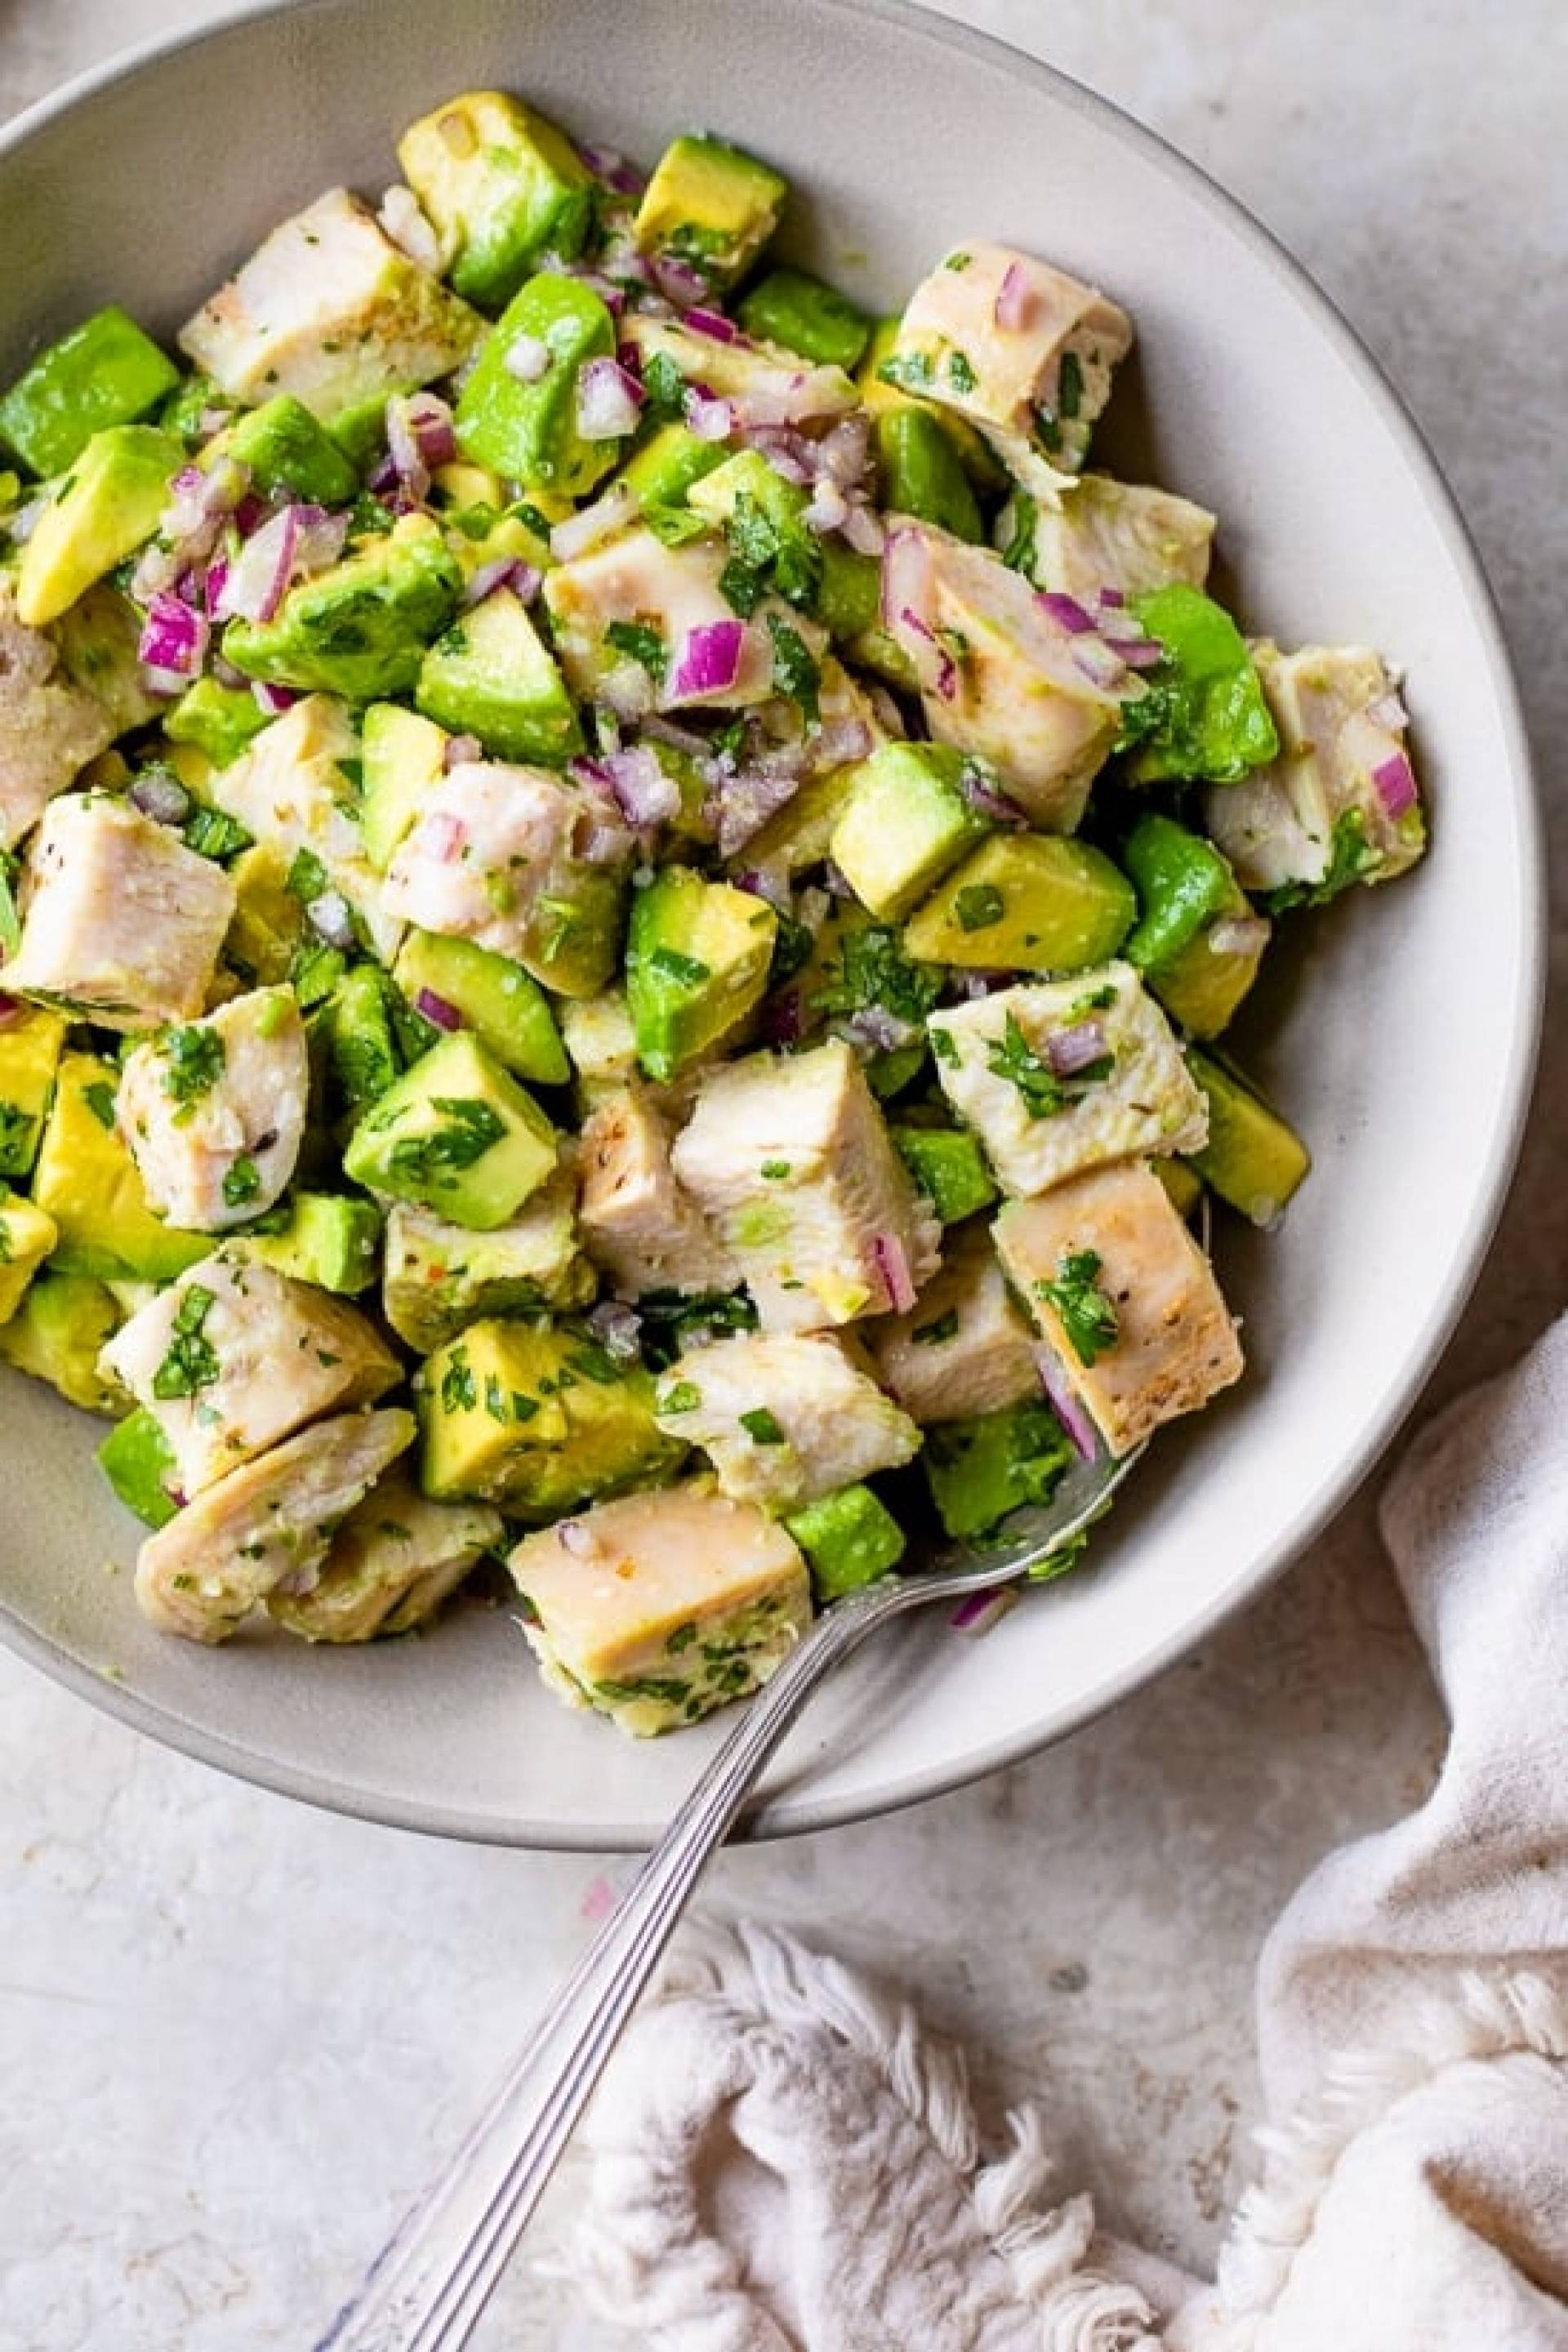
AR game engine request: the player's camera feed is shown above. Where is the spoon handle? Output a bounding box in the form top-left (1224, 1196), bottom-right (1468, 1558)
top-left (314, 1578), bottom-right (906, 2352)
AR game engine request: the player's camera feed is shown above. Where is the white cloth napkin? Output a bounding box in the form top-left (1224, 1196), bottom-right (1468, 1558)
top-left (562, 1315), bottom-right (1568, 2350)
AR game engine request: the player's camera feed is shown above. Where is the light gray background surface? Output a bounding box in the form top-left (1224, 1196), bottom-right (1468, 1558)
top-left (0, 2), bottom-right (1562, 2344)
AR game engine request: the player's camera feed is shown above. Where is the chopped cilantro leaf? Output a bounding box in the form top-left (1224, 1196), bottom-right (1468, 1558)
top-left (1037, 1249), bottom-right (1119, 1366)
top-left (386, 1097), bottom-right (506, 1186)
top-left (760, 1159), bottom-right (791, 1180)
top-left (642, 351), bottom-right (686, 420)
top-left (810, 924), bottom-right (940, 1027)
top-left (1057, 349), bottom-right (1084, 420)
top-left (151, 1283), bottom-right (220, 1401)
top-left (82, 1081), bottom-right (118, 1132)
top-left (878, 350), bottom-right (934, 391)
top-left (945, 348), bottom-right (977, 394)
top-left (739, 1406), bottom-right (786, 1446)
top-left (648, 944), bottom-right (710, 986)
top-left (606, 619), bottom-right (668, 685)
top-left (658, 1379), bottom-right (702, 1415)
top-left (284, 846), bottom-right (332, 905)
top-left (1000, 499), bottom-right (1037, 577)
top-left (954, 883), bottom-right (1004, 933)
top-left (439, 1349), bottom-right (477, 1413)
top-left (221, 1155), bottom-right (261, 1208)
top-left (987, 1011), bottom-right (1067, 1118)
top-left (161, 1024), bottom-right (225, 1115)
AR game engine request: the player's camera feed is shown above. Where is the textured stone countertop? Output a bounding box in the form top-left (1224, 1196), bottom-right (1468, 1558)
top-left (1, 2), bottom-right (1563, 2345)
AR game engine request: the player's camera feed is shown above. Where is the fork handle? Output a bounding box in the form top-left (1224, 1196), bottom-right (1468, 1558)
top-left (314, 1577), bottom-right (908, 2352)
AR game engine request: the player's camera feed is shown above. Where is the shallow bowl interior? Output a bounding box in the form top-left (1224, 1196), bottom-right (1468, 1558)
top-left (0, 0), bottom-right (1539, 1846)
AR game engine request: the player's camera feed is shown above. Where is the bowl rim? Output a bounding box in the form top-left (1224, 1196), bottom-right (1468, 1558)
top-left (0, 0), bottom-right (1544, 1851)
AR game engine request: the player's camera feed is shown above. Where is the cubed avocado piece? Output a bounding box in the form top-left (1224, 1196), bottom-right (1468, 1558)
top-left (0, 1189), bottom-right (57, 1324)
top-left (829, 742), bottom-right (991, 921)
top-left (0, 307), bottom-right (180, 479)
top-left (415, 587), bottom-right (582, 764)
top-left (160, 372), bottom-right (233, 448)
top-left (784, 1481), bottom-right (906, 1601)
top-left (16, 424), bottom-right (182, 627)
top-left (239, 1192), bottom-right (382, 1294)
top-left (875, 408), bottom-right (983, 542)
top-left (904, 835), bottom-right (1136, 971)
top-left (32, 1053), bottom-right (207, 1281)
top-left (1185, 1049), bottom-right (1311, 1227)
top-left (344, 1030), bottom-right (557, 1229)
top-left (223, 514), bottom-right (463, 701)
top-left (626, 868), bottom-right (777, 1082)
top-left (322, 965), bottom-right (403, 1115)
top-left (455, 274), bottom-right (620, 497)
top-left (0, 1267), bottom-right (125, 1414)
top-left (360, 701), bottom-right (449, 872)
top-left (856, 316), bottom-right (1002, 488)
top-left (1152, 1156), bottom-right (1205, 1219)
top-left (97, 1405), bottom-right (181, 1528)
top-left (632, 133), bottom-right (786, 295)
top-left (924, 1397), bottom-right (1074, 1543)
top-left (327, 392), bottom-right (402, 474)
top-left (1121, 584), bottom-right (1281, 785)
top-left (0, 1005), bottom-right (68, 1178)
top-left (736, 268), bottom-right (871, 370)
top-left (226, 394), bottom-right (359, 506)
top-left (890, 1125), bottom-right (998, 1226)
top-left (224, 843), bottom-right (307, 987)
top-left (1122, 810), bottom-right (1267, 1039)
top-left (519, 858), bottom-right (626, 1002)
top-left (164, 677), bottom-right (270, 769)
top-left (399, 90), bottom-right (595, 312)
top-left (621, 422), bottom-right (732, 511)
top-left (394, 929), bottom-right (568, 1085)
top-left (418, 1316), bottom-right (684, 1513)
top-left (381, 1173), bottom-right (590, 1349)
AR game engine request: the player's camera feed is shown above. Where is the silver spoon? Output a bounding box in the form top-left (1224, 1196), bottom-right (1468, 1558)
top-left (315, 1330), bottom-right (1159, 2352)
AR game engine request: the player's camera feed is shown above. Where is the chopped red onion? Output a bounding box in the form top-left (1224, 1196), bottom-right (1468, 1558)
top-left (404, 390), bottom-right (458, 471)
top-left (251, 681), bottom-right (300, 717)
top-left (669, 619), bottom-right (746, 702)
top-left (576, 357), bottom-right (644, 441)
top-left (1034, 1346), bottom-right (1097, 1462)
top-left (420, 812), bottom-right (466, 862)
top-left (810, 715), bottom-right (874, 773)
top-left (577, 140), bottom-right (645, 197)
top-left (799, 479), bottom-right (846, 537)
top-left (443, 733), bottom-right (484, 770)
top-left (740, 423), bottom-right (816, 485)
top-left (760, 987), bottom-right (803, 1045)
top-left (713, 754), bottom-right (806, 858)
top-left (683, 307), bottom-right (742, 345)
top-left (994, 259), bottom-right (1029, 332)
top-left (1095, 586), bottom-right (1126, 611)
top-left (881, 528), bottom-right (934, 632)
top-left (960, 764), bottom-right (1026, 828)
top-left (1104, 635), bottom-right (1164, 670)
top-left (951, 1587), bottom-right (1018, 1637)
top-left (685, 388), bottom-right (736, 443)
top-left (1367, 690), bottom-right (1409, 733)
top-left (1372, 750), bottom-right (1419, 819)
top-left (817, 413), bottom-right (872, 491)
top-left (733, 864), bottom-right (790, 910)
top-left (306, 890), bottom-right (357, 951)
top-left (587, 1298), bottom-right (644, 1360)
top-left (134, 454), bottom-right (252, 598)
top-left (138, 590), bottom-right (208, 684)
top-left (462, 556), bottom-right (524, 609)
top-left (871, 1231), bottom-right (918, 1314)
top-left (1209, 914), bottom-right (1270, 960)
top-left (1038, 589), bottom-right (1096, 635)
top-left (653, 255), bottom-right (710, 308)
top-left (844, 1004), bottom-right (918, 1054)
top-left (1068, 635), bottom-right (1129, 691)
top-left (1046, 1018), bottom-right (1109, 1077)
top-left (603, 746), bottom-right (679, 827)
top-left (557, 1518), bottom-right (595, 1557)
top-left (505, 332), bottom-right (553, 385)
top-left (415, 987), bottom-right (461, 1032)
top-left (573, 810), bottom-right (635, 866)
top-left (202, 558), bottom-right (230, 621)
top-left (293, 506), bottom-right (350, 577)
top-left (949, 969), bottom-right (1009, 1000)
top-left (129, 769), bottom-right (193, 826)
top-left (377, 185), bottom-right (443, 273)
top-left (840, 501), bottom-right (886, 558)
top-left (215, 506), bottom-right (298, 622)
top-left (550, 481), bottom-right (637, 561)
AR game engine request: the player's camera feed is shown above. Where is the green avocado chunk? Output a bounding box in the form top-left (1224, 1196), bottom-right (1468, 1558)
top-left (875, 408), bottom-right (983, 542)
top-left (399, 89), bottom-right (596, 312)
top-left (829, 742), bottom-right (991, 921)
top-left (418, 1316), bottom-right (684, 1513)
top-left (223, 517), bottom-right (463, 700)
top-left (415, 587), bottom-right (582, 764)
top-left (1122, 811), bottom-right (1267, 1039)
top-left (226, 394), bottom-right (360, 506)
top-left (633, 133), bottom-right (787, 296)
top-left (626, 867), bottom-right (777, 1081)
top-left (621, 422), bottom-right (732, 512)
top-left (394, 929), bottom-right (569, 1086)
top-left (903, 835), bottom-right (1136, 971)
top-left (456, 274), bottom-right (621, 498)
top-left (381, 1174), bottom-right (590, 1350)
top-left (890, 1125), bottom-right (997, 1225)
top-left (0, 1269), bottom-right (126, 1415)
top-left (98, 1405), bottom-right (182, 1527)
top-left (32, 1051), bottom-right (208, 1282)
top-left (360, 701), bottom-right (448, 873)
top-left (1120, 583), bottom-right (1281, 785)
top-left (163, 677), bottom-right (271, 768)
top-left (1185, 1049), bottom-right (1311, 1228)
top-left (344, 1030), bottom-right (558, 1230)
top-left (924, 1398), bottom-right (1074, 1544)
top-left (240, 1192), bottom-right (382, 1294)
top-left (0, 1006), bottom-right (67, 1180)
top-left (323, 964), bottom-right (403, 1115)
top-left (16, 423), bottom-right (182, 627)
top-left (0, 306), bottom-right (180, 479)
top-left (737, 268), bottom-right (871, 370)
top-left (785, 1482), bottom-right (906, 1601)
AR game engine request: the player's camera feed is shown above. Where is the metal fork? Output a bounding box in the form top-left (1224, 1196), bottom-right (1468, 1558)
top-left (313, 1417), bottom-right (1138, 2352)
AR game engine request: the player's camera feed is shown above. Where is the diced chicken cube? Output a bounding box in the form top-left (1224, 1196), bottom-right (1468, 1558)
top-left (929, 964), bottom-right (1207, 1199)
top-left (101, 1247), bottom-right (401, 1498)
top-left (543, 525), bottom-right (817, 715)
top-left (179, 186), bottom-right (483, 421)
top-left (115, 987), bottom-right (308, 1232)
top-left (621, 315), bottom-right (859, 429)
top-left (134, 1405), bottom-right (416, 1643)
top-left (269, 1468), bottom-right (501, 1642)
top-left (887, 242), bottom-right (1132, 498)
top-left (654, 1330), bottom-right (919, 1510)
top-left (3, 794), bottom-right (235, 1029)
top-left (1204, 642), bottom-right (1426, 896)
top-left (0, 584), bottom-right (158, 851)
top-left (995, 1163), bottom-right (1242, 1457)
top-left (213, 694), bottom-right (401, 961)
top-left (382, 756), bottom-right (626, 964)
top-left (883, 523), bottom-right (1129, 831)
top-left (381, 1171), bottom-right (593, 1352)
top-left (867, 1221), bottom-right (1039, 1425)
top-left (578, 1088), bottom-right (740, 1300)
top-left (510, 1482), bottom-right (812, 1736)
top-left (671, 1040), bottom-right (940, 1330)
top-left (1011, 474), bottom-right (1216, 605)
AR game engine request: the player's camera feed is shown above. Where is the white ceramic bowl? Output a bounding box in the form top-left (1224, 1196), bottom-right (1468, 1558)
top-left (0, 0), bottom-right (1541, 1846)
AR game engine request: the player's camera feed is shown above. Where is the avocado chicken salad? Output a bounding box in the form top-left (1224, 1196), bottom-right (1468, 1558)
top-left (0, 94), bottom-right (1424, 1735)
